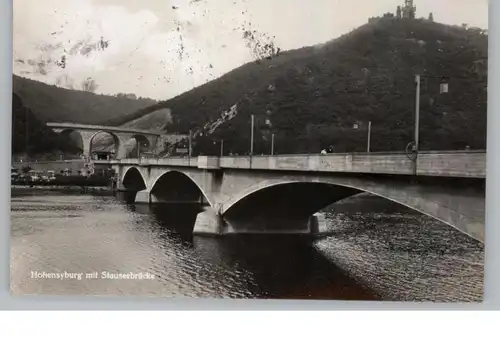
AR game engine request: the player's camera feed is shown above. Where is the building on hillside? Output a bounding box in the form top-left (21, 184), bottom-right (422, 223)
top-left (401, 0), bottom-right (416, 19)
top-left (92, 151), bottom-right (114, 161)
top-left (370, 0), bottom-right (417, 22)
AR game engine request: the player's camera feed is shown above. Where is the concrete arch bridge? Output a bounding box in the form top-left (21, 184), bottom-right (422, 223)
top-left (113, 151), bottom-right (486, 243)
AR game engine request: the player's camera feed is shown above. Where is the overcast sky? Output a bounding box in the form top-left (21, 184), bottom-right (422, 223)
top-left (13, 0), bottom-right (489, 100)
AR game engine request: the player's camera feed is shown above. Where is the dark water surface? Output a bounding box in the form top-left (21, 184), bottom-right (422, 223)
top-left (10, 189), bottom-right (483, 301)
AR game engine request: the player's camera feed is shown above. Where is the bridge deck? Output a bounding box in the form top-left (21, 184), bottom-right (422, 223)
top-left (46, 122), bottom-right (166, 136)
top-left (105, 151), bottom-right (486, 179)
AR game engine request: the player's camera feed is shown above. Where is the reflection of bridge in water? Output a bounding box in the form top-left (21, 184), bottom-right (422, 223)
top-left (106, 150), bottom-right (486, 243)
top-left (46, 122), bottom-right (186, 159)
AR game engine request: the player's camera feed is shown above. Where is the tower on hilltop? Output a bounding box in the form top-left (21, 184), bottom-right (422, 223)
top-left (402, 0), bottom-right (416, 19)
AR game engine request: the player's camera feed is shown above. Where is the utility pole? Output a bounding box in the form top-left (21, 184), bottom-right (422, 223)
top-left (271, 133), bottom-right (275, 155)
top-left (414, 74), bottom-right (421, 152)
top-left (25, 108), bottom-right (29, 158)
top-left (155, 135), bottom-right (160, 159)
top-left (367, 121), bottom-right (372, 153)
top-left (188, 130), bottom-right (192, 159)
top-left (250, 114), bottom-right (255, 156)
top-left (220, 140), bottom-right (224, 157)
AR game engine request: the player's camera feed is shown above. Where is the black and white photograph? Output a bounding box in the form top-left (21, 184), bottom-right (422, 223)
top-left (10, 0), bottom-right (487, 302)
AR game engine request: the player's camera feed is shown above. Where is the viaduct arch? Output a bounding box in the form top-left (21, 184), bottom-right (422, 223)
top-left (58, 129), bottom-right (85, 153)
top-left (87, 131), bottom-right (121, 158)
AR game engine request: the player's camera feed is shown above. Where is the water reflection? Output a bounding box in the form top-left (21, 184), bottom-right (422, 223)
top-left (131, 202), bottom-right (378, 300)
top-left (316, 194), bottom-right (484, 302)
top-left (133, 203), bottom-right (201, 244)
top-left (10, 189), bottom-right (483, 301)
top-left (10, 190), bottom-right (377, 299)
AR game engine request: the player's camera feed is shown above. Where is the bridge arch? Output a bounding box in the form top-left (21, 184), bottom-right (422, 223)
top-left (221, 177), bottom-right (484, 242)
top-left (122, 167), bottom-right (147, 191)
top-left (58, 129), bottom-right (84, 154)
top-left (89, 131), bottom-right (120, 159)
top-left (150, 170), bottom-right (213, 206)
top-left (122, 134), bottom-right (151, 158)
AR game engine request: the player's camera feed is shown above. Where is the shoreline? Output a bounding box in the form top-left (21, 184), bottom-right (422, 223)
top-left (11, 185), bottom-right (113, 193)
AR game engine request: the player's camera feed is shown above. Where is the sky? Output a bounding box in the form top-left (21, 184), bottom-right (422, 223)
top-left (13, 0), bottom-right (489, 100)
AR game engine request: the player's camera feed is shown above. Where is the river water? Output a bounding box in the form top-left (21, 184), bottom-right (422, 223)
top-left (10, 189), bottom-right (484, 301)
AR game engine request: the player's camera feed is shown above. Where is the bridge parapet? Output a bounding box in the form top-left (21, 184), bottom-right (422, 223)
top-left (217, 151), bottom-right (486, 178)
top-left (112, 151), bottom-right (486, 179)
top-left (416, 152), bottom-right (486, 178)
top-left (219, 153), bottom-right (416, 174)
top-left (139, 157), bottom-right (197, 167)
top-left (198, 156), bottom-right (220, 169)
top-left (116, 156), bottom-right (219, 169)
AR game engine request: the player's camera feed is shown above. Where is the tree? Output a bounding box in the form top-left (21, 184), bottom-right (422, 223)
top-left (81, 77), bottom-right (98, 93)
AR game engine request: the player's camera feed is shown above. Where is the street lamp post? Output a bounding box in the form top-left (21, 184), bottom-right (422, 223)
top-left (188, 129), bottom-right (192, 159)
top-left (220, 140), bottom-right (224, 157)
top-left (25, 108), bottom-right (29, 158)
top-left (250, 114), bottom-right (255, 156)
top-left (414, 74), bottom-right (421, 152)
top-left (367, 121), bottom-right (372, 153)
top-left (271, 133), bottom-right (275, 155)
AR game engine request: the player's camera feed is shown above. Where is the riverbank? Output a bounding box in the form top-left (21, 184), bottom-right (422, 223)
top-left (11, 185), bottom-right (113, 195)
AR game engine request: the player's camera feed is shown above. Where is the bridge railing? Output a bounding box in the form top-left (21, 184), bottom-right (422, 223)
top-left (221, 149), bottom-right (485, 157)
top-left (219, 153), bottom-right (415, 175)
top-left (116, 157), bottom-right (198, 167)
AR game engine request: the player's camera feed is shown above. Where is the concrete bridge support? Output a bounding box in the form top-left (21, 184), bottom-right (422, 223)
top-left (192, 207), bottom-right (226, 235)
top-left (191, 207), bottom-right (327, 236)
top-left (136, 189), bottom-right (151, 203)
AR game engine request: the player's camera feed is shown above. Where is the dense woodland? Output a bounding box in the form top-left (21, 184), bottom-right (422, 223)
top-left (12, 75), bottom-right (157, 124)
top-left (12, 18), bottom-right (488, 157)
top-left (118, 18), bottom-right (488, 155)
top-left (11, 93), bottom-right (80, 158)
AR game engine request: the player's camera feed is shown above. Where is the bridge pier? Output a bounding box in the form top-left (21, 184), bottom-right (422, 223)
top-left (193, 207), bottom-right (226, 235)
top-left (222, 212), bottom-right (328, 235)
top-left (135, 189), bottom-right (151, 203)
top-left (149, 193), bottom-right (208, 204)
top-left (119, 188), bottom-right (205, 205)
top-left (310, 212), bottom-right (328, 235)
top-left (192, 208), bottom-right (328, 236)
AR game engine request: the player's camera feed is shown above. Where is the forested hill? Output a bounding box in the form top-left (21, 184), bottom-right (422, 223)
top-left (11, 93), bottom-right (79, 157)
top-left (12, 75), bottom-right (158, 125)
top-left (118, 18), bottom-right (488, 155)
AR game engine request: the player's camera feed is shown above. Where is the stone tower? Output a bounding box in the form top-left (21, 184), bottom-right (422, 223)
top-left (402, 0), bottom-right (416, 19)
